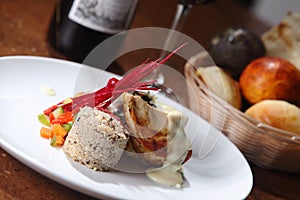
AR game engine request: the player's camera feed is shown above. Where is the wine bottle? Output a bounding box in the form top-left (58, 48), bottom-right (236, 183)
top-left (48, 0), bottom-right (139, 63)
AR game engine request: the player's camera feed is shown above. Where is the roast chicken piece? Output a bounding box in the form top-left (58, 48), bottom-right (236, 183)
top-left (123, 92), bottom-right (192, 167)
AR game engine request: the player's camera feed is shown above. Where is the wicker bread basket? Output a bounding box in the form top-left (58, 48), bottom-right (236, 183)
top-left (184, 52), bottom-right (300, 172)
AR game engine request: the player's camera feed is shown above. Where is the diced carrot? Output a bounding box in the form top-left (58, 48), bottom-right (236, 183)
top-left (54, 135), bottom-right (65, 146)
top-left (40, 127), bottom-right (52, 139)
top-left (51, 124), bottom-right (68, 137)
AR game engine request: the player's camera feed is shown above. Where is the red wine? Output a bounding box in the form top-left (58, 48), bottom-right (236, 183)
top-left (48, 0), bottom-right (139, 63)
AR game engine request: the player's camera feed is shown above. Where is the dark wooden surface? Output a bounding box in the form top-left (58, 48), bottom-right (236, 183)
top-left (1, 0), bottom-right (300, 199)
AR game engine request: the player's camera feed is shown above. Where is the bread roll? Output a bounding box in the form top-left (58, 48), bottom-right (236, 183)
top-left (261, 11), bottom-right (300, 70)
top-left (239, 56), bottom-right (300, 105)
top-left (195, 66), bottom-right (242, 109)
top-left (245, 100), bottom-right (300, 134)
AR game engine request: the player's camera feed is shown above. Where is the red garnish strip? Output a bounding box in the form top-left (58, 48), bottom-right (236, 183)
top-left (43, 44), bottom-right (186, 115)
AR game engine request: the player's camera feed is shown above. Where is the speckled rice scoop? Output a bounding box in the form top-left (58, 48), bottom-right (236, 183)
top-left (63, 106), bottom-right (129, 171)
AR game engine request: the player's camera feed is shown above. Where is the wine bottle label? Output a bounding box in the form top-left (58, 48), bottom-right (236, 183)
top-left (68, 0), bottom-right (139, 34)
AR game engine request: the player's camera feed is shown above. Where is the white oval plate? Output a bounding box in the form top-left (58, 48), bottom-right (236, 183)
top-left (0, 56), bottom-right (252, 200)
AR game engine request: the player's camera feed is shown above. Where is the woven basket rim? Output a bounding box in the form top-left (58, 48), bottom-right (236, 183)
top-left (185, 62), bottom-right (300, 145)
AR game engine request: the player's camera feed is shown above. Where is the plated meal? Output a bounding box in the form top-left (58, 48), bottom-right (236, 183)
top-left (0, 55), bottom-right (253, 199)
top-left (36, 46), bottom-right (192, 188)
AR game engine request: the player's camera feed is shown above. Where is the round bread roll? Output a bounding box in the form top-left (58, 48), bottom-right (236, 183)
top-left (245, 100), bottom-right (300, 134)
top-left (239, 56), bottom-right (300, 105)
top-left (195, 66), bottom-right (242, 109)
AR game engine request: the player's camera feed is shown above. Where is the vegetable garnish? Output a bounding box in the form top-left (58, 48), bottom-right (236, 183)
top-left (40, 127), bottom-right (51, 139)
top-left (38, 44), bottom-right (186, 146)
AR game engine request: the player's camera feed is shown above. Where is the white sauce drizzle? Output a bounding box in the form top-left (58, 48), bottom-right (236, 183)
top-left (146, 103), bottom-right (191, 188)
top-left (40, 85), bottom-right (56, 96)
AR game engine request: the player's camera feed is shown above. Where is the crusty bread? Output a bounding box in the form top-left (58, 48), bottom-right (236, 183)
top-left (239, 56), bottom-right (300, 105)
top-left (195, 66), bottom-right (242, 109)
top-left (63, 106), bottom-right (129, 171)
top-left (245, 100), bottom-right (300, 134)
top-left (261, 12), bottom-right (300, 70)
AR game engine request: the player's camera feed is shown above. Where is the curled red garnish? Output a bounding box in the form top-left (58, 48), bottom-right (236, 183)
top-left (43, 44), bottom-right (187, 115)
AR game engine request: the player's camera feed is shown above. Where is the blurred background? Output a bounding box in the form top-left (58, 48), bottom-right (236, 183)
top-left (250, 0), bottom-right (300, 25)
top-left (0, 0), bottom-right (299, 61)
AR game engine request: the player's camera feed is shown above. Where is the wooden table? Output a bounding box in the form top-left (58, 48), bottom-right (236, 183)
top-left (1, 0), bottom-right (300, 199)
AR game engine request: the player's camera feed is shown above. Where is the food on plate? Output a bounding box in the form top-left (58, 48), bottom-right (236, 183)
top-left (195, 66), bottom-right (242, 109)
top-left (245, 100), bottom-right (300, 134)
top-left (239, 56), bottom-right (300, 104)
top-left (261, 11), bottom-right (300, 70)
top-left (63, 106), bottom-right (129, 171)
top-left (123, 92), bottom-right (192, 187)
top-left (38, 108), bottom-right (74, 146)
top-left (208, 27), bottom-right (265, 79)
top-left (38, 43), bottom-right (187, 147)
top-left (123, 92), bottom-right (168, 166)
top-left (37, 45), bottom-right (192, 188)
